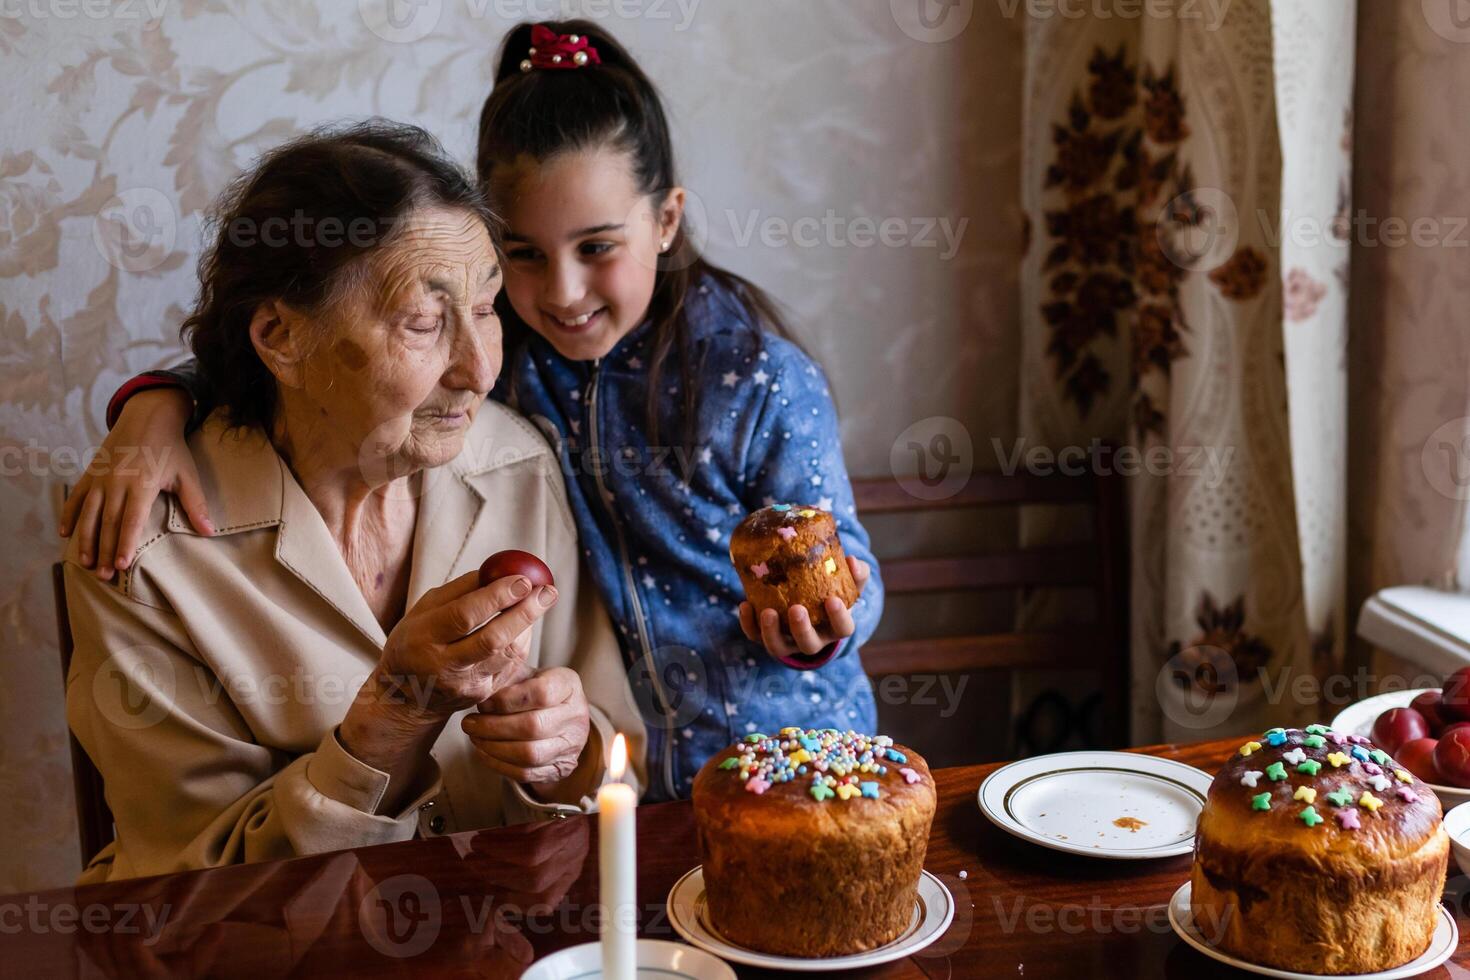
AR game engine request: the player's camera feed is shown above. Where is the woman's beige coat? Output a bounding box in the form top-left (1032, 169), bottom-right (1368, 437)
top-left (63, 401), bottom-right (646, 883)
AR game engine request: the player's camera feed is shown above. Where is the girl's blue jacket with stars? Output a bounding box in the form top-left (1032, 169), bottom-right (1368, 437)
top-left (503, 276), bottom-right (883, 802)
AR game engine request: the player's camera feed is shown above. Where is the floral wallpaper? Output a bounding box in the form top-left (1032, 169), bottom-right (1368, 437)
top-left (0, 2), bottom-right (1021, 889)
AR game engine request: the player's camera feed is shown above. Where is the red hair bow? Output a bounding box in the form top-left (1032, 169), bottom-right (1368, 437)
top-left (520, 24), bottom-right (602, 71)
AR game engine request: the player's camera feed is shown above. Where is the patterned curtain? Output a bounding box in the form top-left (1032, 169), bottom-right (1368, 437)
top-left (1017, 0), bottom-right (1355, 742)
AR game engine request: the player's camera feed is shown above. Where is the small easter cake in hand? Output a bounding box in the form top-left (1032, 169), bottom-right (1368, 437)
top-left (729, 504), bottom-right (859, 630)
top-left (691, 728), bottom-right (936, 957)
top-left (1190, 725), bottom-right (1449, 974)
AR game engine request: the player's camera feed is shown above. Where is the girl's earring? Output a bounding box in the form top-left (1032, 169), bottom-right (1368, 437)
top-left (660, 241), bottom-right (670, 252)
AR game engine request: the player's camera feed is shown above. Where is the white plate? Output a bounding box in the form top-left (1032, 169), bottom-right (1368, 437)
top-left (520, 938), bottom-right (737, 980)
top-left (665, 866), bottom-right (953, 972)
top-left (977, 750), bottom-right (1213, 859)
top-left (1331, 688), bottom-right (1470, 809)
top-left (1167, 881), bottom-right (1457, 979)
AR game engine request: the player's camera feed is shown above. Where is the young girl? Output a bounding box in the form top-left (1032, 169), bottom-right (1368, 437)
top-left (64, 21), bottom-right (883, 802)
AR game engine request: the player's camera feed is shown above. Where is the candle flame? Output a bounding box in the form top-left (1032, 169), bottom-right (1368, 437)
top-left (610, 732), bottom-right (627, 781)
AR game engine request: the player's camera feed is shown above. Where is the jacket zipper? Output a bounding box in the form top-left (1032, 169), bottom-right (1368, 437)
top-left (586, 358), bottom-right (679, 799)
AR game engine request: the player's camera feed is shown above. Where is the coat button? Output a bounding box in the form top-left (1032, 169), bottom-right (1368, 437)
top-left (429, 815), bottom-right (445, 834)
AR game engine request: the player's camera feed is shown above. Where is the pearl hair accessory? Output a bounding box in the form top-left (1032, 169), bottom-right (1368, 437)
top-left (520, 24), bottom-right (601, 72)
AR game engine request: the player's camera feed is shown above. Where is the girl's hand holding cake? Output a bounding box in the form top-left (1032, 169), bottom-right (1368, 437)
top-left (737, 556), bottom-right (870, 657)
top-left (731, 504), bottom-right (870, 659)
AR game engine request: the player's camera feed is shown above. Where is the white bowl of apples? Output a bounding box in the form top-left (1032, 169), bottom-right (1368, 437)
top-left (1331, 678), bottom-right (1470, 811)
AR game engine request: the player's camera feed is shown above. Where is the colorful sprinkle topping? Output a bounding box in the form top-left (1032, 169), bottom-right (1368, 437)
top-left (771, 504), bottom-right (791, 512)
top-left (750, 562), bottom-right (769, 579)
top-left (722, 729), bottom-right (906, 803)
top-left (777, 527), bottom-right (797, 541)
top-left (824, 557), bottom-right (837, 574)
top-left (1242, 725), bottom-right (1425, 831)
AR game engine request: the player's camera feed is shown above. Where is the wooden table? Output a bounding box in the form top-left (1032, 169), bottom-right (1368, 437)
top-left (5, 736), bottom-right (1468, 978)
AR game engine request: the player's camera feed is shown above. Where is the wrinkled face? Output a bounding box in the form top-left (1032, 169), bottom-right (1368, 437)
top-left (497, 145), bottom-right (681, 362)
top-left (294, 207), bottom-right (502, 476)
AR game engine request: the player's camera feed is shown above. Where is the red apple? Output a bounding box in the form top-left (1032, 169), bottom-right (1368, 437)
top-left (1441, 667), bottom-right (1470, 722)
top-left (1434, 727), bottom-right (1470, 787)
top-left (1371, 707), bottom-right (1429, 754)
top-left (1411, 690), bottom-right (1446, 734)
top-left (1444, 721), bottom-right (1470, 738)
top-left (478, 550), bottom-right (555, 591)
top-left (1396, 737), bottom-right (1443, 784)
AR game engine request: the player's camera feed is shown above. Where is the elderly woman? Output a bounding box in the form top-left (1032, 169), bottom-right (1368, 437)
top-left (63, 121), bottom-right (645, 883)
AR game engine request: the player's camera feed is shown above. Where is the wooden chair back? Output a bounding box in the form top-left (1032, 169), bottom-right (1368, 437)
top-left (852, 467), bottom-right (1129, 748)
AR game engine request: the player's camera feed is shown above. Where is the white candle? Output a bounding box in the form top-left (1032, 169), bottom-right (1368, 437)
top-left (598, 733), bottom-right (637, 980)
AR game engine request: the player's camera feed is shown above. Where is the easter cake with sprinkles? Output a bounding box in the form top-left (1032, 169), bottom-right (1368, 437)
top-left (1191, 724), bottom-right (1449, 974)
top-left (730, 504), bottom-right (859, 631)
top-left (691, 727), bottom-right (935, 957)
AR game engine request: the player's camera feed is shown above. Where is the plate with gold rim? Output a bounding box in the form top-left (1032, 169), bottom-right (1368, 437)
top-left (1167, 881), bottom-right (1457, 979)
top-left (665, 865), bottom-right (953, 971)
top-left (978, 750), bottom-right (1213, 859)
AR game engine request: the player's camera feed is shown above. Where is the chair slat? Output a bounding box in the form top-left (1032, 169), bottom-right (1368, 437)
top-left (880, 547), bottom-right (1098, 594)
top-left (861, 630), bottom-right (1099, 676)
top-left (852, 471), bottom-right (1096, 513)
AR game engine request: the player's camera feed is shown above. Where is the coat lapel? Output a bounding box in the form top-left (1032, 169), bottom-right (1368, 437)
top-left (405, 458), bottom-right (486, 606)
